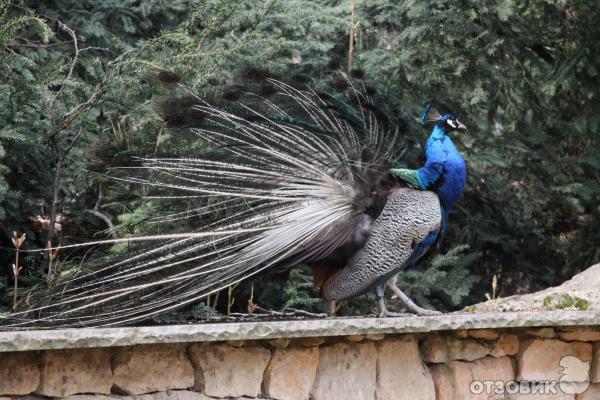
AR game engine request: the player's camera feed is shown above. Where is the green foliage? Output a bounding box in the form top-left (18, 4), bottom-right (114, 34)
top-left (152, 302), bottom-right (221, 324)
top-left (282, 266), bottom-right (324, 311)
top-left (357, 0), bottom-right (600, 302)
top-left (0, 0), bottom-right (598, 316)
top-left (543, 294), bottom-right (589, 310)
top-left (397, 245), bottom-right (479, 310)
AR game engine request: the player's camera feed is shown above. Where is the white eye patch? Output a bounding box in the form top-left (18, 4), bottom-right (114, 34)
top-left (447, 119), bottom-right (458, 128)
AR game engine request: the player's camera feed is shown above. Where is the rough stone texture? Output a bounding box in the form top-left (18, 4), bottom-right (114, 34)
top-left (61, 396), bottom-right (125, 400)
top-left (345, 334), bottom-right (365, 342)
top-left (376, 336), bottom-right (435, 400)
top-left (135, 391), bottom-right (213, 400)
top-left (112, 344), bottom-right (194, 395)
top-left (517, 339), bottom-right (592, 382)
top-left (310, 342), bottom-right (377, 400)
top-left (267, 338), bottom-right (290, 348)
top-left (454, 329), bottom-right (469, 338)
top-left (35, 347), bottom-right (112, 397)
top-left (429, 365), bottom-right (453, 400)
top-left (527, 328), bottom-right (557, 338)
top-left (0, 351), bottom-right (39, 395)
top-left (365, 334), bottom-right (385, 341)
top-left (421, 334), bottom-right (489, 363)
top-left (591, 343), bottom-right (599, 383)
top-left (490, 334), bottom-right (520, 357)
top-left (296, 337), bottom-right (326, 347)
top-left (189, 343), bottom-right (270, 398)
top-left (430, 356), bottom-right (515, 400)
top-left (263, 347), bottom-right (319, 400)
top-left (468, 329), bottom-right (500, 340)
top-left (56, 393), bottom-right (213, 400)
top-left (576, 383), bottom-right (600, 400)
top-left (558, 329), bottom-right (600, 342)
top-left (2, 311), bottom-right (600, 352)
top-left (470, 263), bottom-right (600, 312)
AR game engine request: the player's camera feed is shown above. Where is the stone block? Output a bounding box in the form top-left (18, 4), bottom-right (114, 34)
top-left (296, 337), bottom-right (326, 347)
top-left (491, 334), bottom-right (520, 357)
top-left (376, 336), bottom-right (435, 400)
top-left (558, 329), bottom-right (600, 342)
top-left (430, 356), bottom-right (514, 400)
top-left (189, 343), bottom-right (270, 398)
top-left (268, 338), bottom-right (290, 348)
top-left (65, 396), bottom-right (126, 400)
top-left (310, 342), bottom-right (377, 400)
top-left (429, 364), bottom-right (453, 400)
top-left (35, 347), bottom-right (112, 397)
top-left (421, 334), bottom-right (489, 363)
top-left (0, 351), bottom-right (39, 396)
top-left (63, 394), bottom-right (212, 400)
top-left (517, 339), bottom-right (592, 382)
top-left (468, 329), bottom-right (500, 340)
top-left (263, 347), bottom-right (319, 400)
top-left (134, 390), bottom-right (213, 399)
top-left (454, 329), bottom-right (469, 338)
top-left (591, 343), bottom-right (599, 383)
top-left (576, 383), bottom-right (600, 400)
top-left (345, 334), bottom-right (365, 342)
top-left (527, 328), bottom-right (556, 338)
top-left (112, 344), bottom-right (194, 395)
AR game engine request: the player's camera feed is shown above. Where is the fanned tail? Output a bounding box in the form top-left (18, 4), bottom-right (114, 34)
top-left (3, 72), bottom-right (409, 328)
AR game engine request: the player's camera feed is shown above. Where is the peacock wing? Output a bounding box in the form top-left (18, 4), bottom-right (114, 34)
top-left (321, 188), bottom-right (442, 301)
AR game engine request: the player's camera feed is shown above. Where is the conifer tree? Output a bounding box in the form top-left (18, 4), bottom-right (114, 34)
top-left (1, 0), bottom-right (598, 315)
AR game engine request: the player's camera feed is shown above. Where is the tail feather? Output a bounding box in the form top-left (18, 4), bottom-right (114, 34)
top-left (3, 72), bottom-right (411, 328)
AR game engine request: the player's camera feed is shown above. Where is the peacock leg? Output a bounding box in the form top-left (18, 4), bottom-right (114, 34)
top-left (385, 276), bottom-right (441, 316)
top-left (329, 300), bottom-right (337, 316)
top-left (376, 286), bottom-right (410, 318)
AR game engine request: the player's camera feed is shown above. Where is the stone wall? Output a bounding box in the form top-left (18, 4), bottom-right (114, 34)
top-left (1, 323), bottom-right (599, 400)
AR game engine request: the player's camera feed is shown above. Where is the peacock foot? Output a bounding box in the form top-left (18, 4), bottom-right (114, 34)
top-left (375, 285), bottom-right (411, 318)
top-left (386, 276), bottom-right (442, 316)
top-left (406, 305), bottom-right (441, 316)
top-left (377, 306), bottom-right (411, 318)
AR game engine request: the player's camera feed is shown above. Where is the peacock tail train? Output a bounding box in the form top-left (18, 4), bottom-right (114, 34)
top-left (3, 69), bottom-right (420, 328)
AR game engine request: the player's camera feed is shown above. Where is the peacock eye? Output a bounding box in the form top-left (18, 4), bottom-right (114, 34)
top-left (447, 119), bottom-right (457, 128)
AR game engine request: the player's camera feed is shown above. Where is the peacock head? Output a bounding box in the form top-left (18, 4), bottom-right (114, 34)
top-left (421, 103), bottom-right (466, 133)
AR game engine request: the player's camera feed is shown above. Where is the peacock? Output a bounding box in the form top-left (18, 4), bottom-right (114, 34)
top-left (3, 68), bottom-right (467, 328)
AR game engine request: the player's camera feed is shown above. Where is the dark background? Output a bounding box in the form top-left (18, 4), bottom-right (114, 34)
top-left (0, 0), bottom-right (598, 319)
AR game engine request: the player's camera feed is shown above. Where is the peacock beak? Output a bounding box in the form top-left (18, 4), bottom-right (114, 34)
top-left (456, 120), bottom-right (466, 130)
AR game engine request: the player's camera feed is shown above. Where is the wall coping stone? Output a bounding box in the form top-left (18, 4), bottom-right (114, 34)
top-left (0, 310), bottom-right (598, 352)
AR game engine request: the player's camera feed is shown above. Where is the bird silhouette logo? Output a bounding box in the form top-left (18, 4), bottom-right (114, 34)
top-left (558, 355), bottom-right (590, 395)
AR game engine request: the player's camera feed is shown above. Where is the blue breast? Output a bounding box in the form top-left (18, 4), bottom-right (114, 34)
top-left (418, 125), bottom-right (467, 210)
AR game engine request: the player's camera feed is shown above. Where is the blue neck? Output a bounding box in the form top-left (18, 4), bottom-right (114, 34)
top-left (417, 124), bottom-right (467, 210)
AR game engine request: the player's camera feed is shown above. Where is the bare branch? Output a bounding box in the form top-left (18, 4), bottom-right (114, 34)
top-left (64, 49), bottom-right (131, 119)
top-left (63, 127), bottom-right (84, 156)
top-left (84, 209), bottom-right (117, 238)
top-left (9, 37), bottom-right (73, 49)
top-left (84, 185), bottom-right (117, 238)
top-left (58, 21), bottom-right (79, 81)
top-left (79, 46), bottom-right (109, 53)
top-left (348, 0), bottom-right (356, 73)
